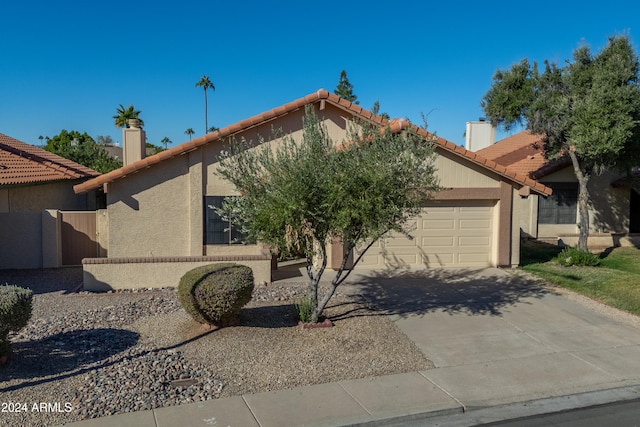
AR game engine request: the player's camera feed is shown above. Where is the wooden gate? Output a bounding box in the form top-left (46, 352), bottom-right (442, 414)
top-left (61, 211), bottom-right (97, 266)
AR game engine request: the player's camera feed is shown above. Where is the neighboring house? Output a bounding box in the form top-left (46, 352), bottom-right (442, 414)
top-left (74, 90), bottom-right (551, 291)
top-left (0, 133), bottom-right (101, 269)
top-left (475, 129), bottom-right (639, 247)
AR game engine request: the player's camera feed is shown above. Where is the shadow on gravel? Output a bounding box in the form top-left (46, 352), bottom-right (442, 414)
top-left (332, 268), bottom-right (552, 320)
top-left (0, 267), bottom-right (83, 294)
top-left (240, 304), bottom-right (299, 328)
top-left (0, 328), bottom-right (139, 387)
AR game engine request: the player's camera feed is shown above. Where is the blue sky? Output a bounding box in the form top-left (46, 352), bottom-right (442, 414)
top-left (1, 1), bottom-right (639, 150)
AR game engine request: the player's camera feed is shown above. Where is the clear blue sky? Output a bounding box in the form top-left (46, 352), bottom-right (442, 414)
top-left (1, 1), bottom-right (639, 150)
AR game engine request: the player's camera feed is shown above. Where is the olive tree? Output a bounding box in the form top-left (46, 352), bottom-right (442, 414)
top-left (216, 106), bottom-right (439, 322)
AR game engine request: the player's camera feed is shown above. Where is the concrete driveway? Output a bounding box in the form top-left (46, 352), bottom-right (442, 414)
top-left (345, 267), bottom-right (640, 410)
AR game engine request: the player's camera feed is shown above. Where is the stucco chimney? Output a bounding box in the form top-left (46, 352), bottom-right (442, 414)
top-left (465, 119), bottom-right (495, 152)
top-left (122, 119), bottom-right (146, 165)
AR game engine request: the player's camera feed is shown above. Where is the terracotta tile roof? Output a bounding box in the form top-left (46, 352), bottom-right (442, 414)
top-left (477, 130), bottom-right (571, 179)
top-left (0, 133), bottom-right (100, 186)
top-left (73, 90), bottom-right (551, 196)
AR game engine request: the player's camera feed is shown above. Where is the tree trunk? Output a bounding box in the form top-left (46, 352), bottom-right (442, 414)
top-left (204, 90), bottom-right (209, 134)
top-left (568, 150), bottom-right (590, 251)
top-left (308, 243), bottom-right (327, 323)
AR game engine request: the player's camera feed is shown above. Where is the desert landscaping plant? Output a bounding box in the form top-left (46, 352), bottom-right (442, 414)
top-left (216, 106), bottom-right (439, 323)
top-left (295, 296), bottom-right (314, 323)
top-left (0, 285), bottom-right (33, 360)
top-left (554, 247), bottom-right (601, 267)
top-left (177, 263), bottom-right (254, 326)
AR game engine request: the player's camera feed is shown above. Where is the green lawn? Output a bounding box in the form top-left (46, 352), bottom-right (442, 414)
top-left (521, 241), bottom-right (640, 316)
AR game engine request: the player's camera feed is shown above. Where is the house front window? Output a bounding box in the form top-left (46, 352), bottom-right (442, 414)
top-left (204, 196), bottom-right (246, 244)
top-left (538, 182), bottom-right (578, 224)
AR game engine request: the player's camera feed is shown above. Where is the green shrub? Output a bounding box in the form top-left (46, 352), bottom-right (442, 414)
top-left (0, 285), bottom-right (34, 358)
top-left (554, 247), bottom-right (601, 267)
top-left (178, 263), bottom-right (254, 326)
top-left (295, 295), bottom-right (314, 323)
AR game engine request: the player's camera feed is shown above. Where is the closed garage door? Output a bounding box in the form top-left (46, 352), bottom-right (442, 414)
top-left (355, 201), bottom-right (495, 269)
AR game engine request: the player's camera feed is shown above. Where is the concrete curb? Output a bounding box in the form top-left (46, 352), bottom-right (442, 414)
top-left (353, 384), bottom-right (640, 427)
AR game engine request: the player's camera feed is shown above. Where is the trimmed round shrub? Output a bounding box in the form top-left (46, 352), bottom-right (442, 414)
top-left (0, 285), bottom-right (34, 358)
top-left (178, 263), bottom-right (254, 326)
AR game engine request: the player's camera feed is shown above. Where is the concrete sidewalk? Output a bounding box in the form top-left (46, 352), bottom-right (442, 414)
top-left (61, 268), bottom-right (640, 426)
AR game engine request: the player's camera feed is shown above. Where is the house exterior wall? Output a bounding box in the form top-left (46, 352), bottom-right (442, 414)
top-left (0, 180), bottom-right (89, 213)
top-left (0, 180), bottom-right (96, 269)
top-left (587, 170), bottom-right (629, 234)
top-left (0, 212), bottom-right (43, 269)
top-left (434, 149), bottom-right (501, 188)
top-left (107, 155), bottom-right (192, 257)
top-left (510, 187), bottom-right (522, 266)
top-left (82, 255), bottom-right (271, 291)
top-left (524, 166), bottom-right (630, 242)
top-left (515, 191), bottom-right (538, 238)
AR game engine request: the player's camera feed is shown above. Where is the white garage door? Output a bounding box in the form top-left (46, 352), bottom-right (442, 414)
top-left (355, 201), bottom-right (495, 269)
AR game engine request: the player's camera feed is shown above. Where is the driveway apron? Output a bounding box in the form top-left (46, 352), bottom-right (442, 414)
top-left (348, 267), bottom-right (640, 409)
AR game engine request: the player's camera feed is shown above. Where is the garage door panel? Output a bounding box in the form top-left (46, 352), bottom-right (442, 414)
top-left (458, 253), bottom-right (491, 264)
top-left (382, 237), bottom-right (417, 247)
top-left (459, 219), bottom-right (491, 229)
top-left (354, 201), bottom-right (495, 269)
top-left (358, 253), bottom-right (382, 267)
top-left (421, 219), bottom-right (455, 229)
top-left (459, 205), bottom-right (492, 212)
top-left (422, 253), bottom-right (454, 266)
top-left (458, 236), bottom-right (491, 246)
top-left (421, 236), bottom-right (455, 247)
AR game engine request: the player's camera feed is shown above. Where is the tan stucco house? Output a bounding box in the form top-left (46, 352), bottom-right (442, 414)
top-left (0, 133), bottom-right (101, 269)
top-left (74, 90), bottom-right (551, 291)
top-left (475, 130), bottom-right (639, 248)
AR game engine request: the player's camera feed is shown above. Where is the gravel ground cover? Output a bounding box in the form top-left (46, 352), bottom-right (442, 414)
top-left (0, 268), bottom-right (433, 427)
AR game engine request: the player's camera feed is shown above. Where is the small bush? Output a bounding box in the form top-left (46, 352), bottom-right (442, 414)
top-left (0, 285), bottom-right (34, 358)
top-left (554, 247), bottom-right (601, 267)
top-left (178, 263), bottom-right (254, 326)
top-left (295, 296), bottom-right (314, 323)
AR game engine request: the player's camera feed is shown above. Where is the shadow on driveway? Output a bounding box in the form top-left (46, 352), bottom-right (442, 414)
top-left (333, 268), bottom-right (552, 320)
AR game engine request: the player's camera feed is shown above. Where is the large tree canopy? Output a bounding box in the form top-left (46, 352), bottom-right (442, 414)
top-left (482, 35), bottom-right (640, 250)
top-left (44, 130), bottom-right (122, 173)
top-left (216, 107), bottom-right (439, 322)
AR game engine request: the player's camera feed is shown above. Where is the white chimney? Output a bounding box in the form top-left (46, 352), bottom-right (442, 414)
top-left (122, 119), bottom-right (146, 165)
top-left (465, 119), bottom-right (495, 152)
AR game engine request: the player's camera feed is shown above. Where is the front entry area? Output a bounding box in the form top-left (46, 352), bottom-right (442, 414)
top-left (355, 201), bottom-right (495, 269)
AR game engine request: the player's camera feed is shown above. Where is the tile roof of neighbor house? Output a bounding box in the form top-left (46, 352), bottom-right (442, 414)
top-left (0, 133), bottom-right (100, 186)
top-left (73, 90), bottom-right (552, 196)
top-left (476, 130), bottom-right (572, 180)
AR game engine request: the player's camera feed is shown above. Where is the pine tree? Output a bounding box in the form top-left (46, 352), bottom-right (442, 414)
top-left (334, 70), bottom-right (358, 104)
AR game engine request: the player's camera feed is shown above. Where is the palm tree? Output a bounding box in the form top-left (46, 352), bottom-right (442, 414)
top-left (185, 128), bottom-right (195, 140)
top-left (113, 104), bottom-right (143, 128)
top-left (195, 75), bottom-right (215, 134)
top-left (38, 135), bottom-right (44, 146)
top-left (160, 137), bottom-right (171, 149)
